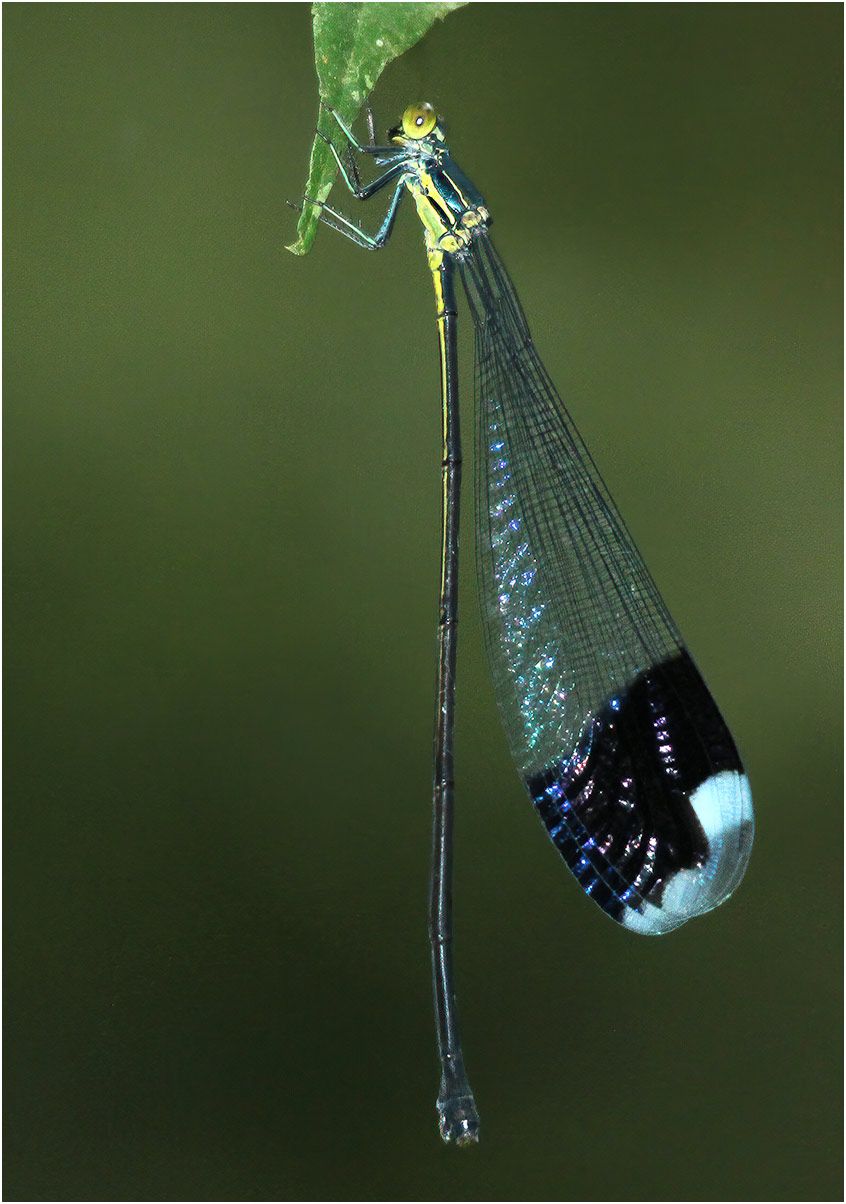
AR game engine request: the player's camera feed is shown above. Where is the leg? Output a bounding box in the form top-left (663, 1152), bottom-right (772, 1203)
top-left (364, 104), bottom-right (376, 148)
top-left (322, 102), bottom-right (395, 156)
top-left (317, 131), bottom-right (404, 200)
top-left (341, 104), bottom-right (386, 189)
top-left (287, 173), bottom-right (405, 251)
top-left (344, 145), bottom-right (363, 193)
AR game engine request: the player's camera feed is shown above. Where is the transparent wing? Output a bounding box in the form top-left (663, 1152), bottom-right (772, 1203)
top-left (459, 234), bottom-right (753, 933)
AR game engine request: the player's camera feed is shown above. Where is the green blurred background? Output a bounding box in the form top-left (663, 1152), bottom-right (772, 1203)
top-left (5, 4), bottom-right (842, 1199)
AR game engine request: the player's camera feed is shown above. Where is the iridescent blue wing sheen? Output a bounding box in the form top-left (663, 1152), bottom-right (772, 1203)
top-left (459, 234), bottom-right (753, 934)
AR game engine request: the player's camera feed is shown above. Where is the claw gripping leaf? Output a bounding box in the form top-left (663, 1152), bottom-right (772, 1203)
top-left (287, 1), bottom-right (468, 255)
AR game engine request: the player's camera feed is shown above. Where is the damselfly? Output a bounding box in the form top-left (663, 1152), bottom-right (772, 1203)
top-left (292, 102), bottom-right (754, 1145)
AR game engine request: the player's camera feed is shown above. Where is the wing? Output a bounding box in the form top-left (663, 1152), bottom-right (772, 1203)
top-left (459, 234), bottom-right (753, 934)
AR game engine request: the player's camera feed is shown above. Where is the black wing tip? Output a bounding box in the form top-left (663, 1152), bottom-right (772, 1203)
top-left (526, 650), bottom-right (754, 934)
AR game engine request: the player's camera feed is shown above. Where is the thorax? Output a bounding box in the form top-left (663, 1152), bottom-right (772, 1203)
top-left (403, 151), bottom-right (490, 254)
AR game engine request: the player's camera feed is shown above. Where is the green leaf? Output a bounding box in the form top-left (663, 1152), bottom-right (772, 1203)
top-left (286, 1), bottom-right (468, 255)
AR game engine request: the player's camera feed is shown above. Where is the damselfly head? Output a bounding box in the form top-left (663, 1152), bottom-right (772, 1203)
top-left (389, 101), bottom-right (440, 144)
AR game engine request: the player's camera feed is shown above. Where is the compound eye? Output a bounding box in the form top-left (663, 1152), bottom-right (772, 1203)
top-left (401, 102), bottom-right (437, 139)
